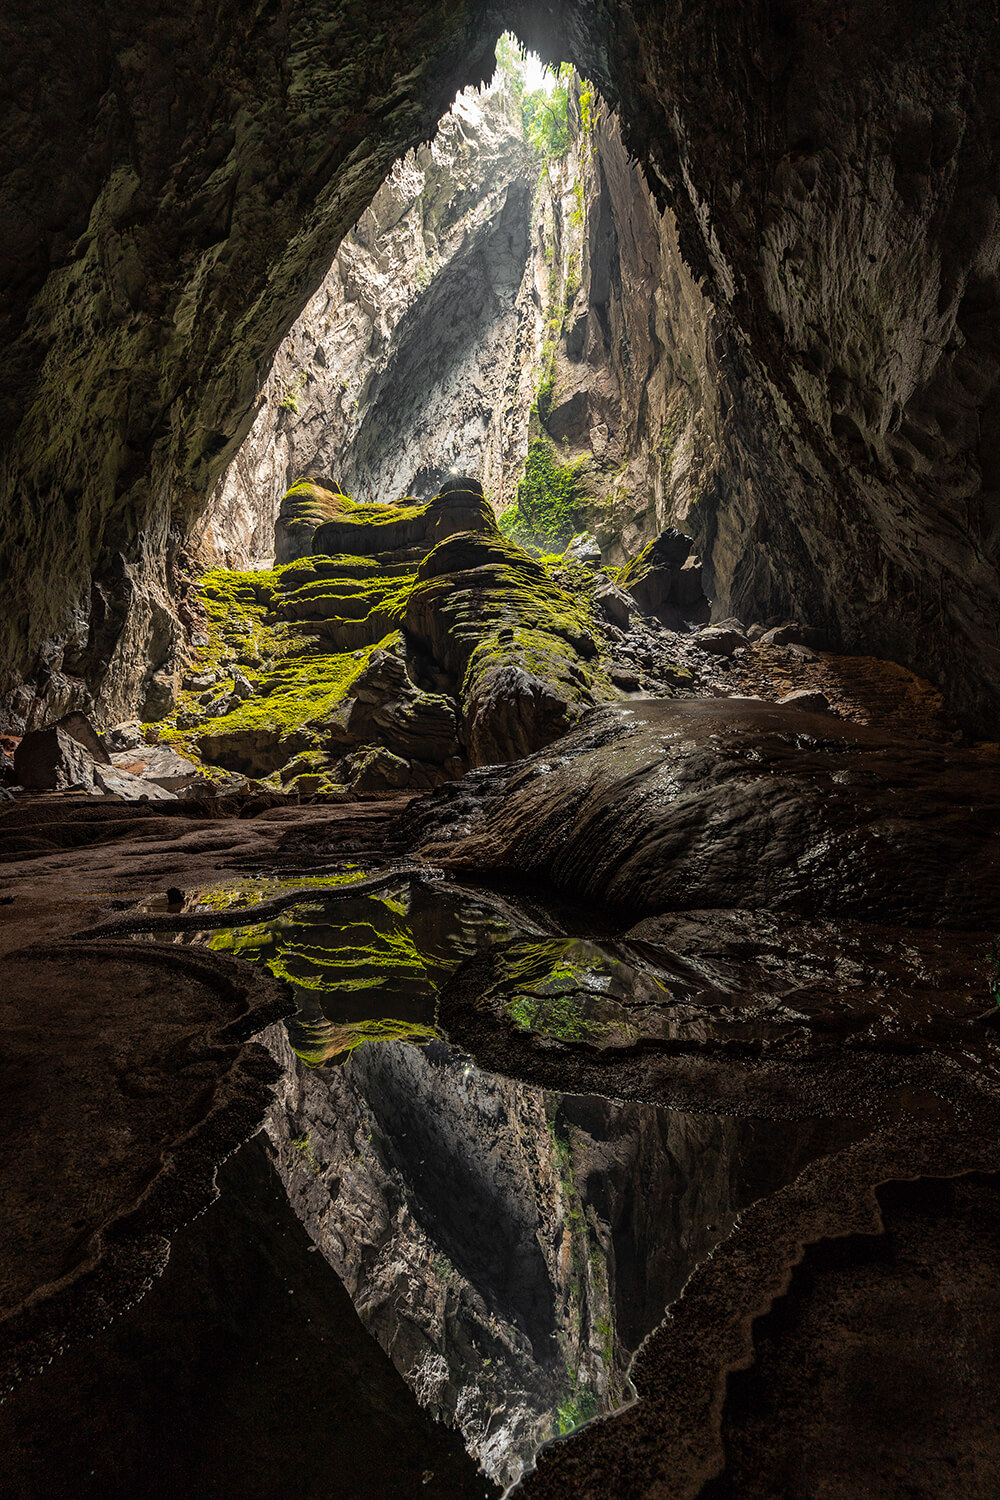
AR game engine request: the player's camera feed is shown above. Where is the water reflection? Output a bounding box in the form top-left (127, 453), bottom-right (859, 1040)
top-left (141, 875), bottom-right (862, 1487)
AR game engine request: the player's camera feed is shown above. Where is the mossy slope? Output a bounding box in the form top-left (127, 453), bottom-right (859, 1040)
top-left (155, 480), bottom-right (626, 789)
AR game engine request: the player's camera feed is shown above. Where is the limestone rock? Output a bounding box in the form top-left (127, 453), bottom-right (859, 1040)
top-left (563, 532), bottom-right (602, 566)
top-left (404, 698), bottom-right (1000, 928)
top-left (52, 712), bottom-right (111, 765)
top-left (592, 579), bottom-right (634, 630)
top-left (778, 688), bottom-right (832, 714)
top-left (347, 746), bottom-right (411, 793)
top-left (140, 671), bottom-right (177, 723)
top-left (274, 480), bottom-right (347, 565)
top-left (618, 530), bottom-right (710, 630)
top-left (91, 766), bottom-right (176, 801)
top-left (692, 625), bottom-right (749, 657)
top-left (311, 485), bottom-right (498, 561)
top-left (761, 623), bottom-right (824, 650)
top-left (13, 726), bottom-right (97, 791)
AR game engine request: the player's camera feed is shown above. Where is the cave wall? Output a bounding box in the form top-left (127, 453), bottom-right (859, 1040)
top-left (2, 0), bottom-right (999, 728)
top-left (0, 0), bottom-right (502, 730)
top-left (514, 0), bottom-right (1000, 724)
top-left (197, 82), bottom-right (542, 569)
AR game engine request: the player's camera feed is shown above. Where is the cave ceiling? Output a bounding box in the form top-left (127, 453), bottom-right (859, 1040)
top-left (1, 0), bottom-right (998, 728)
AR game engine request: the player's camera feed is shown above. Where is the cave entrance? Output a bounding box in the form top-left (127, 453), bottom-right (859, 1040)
top-left (196, 34), bottom-right (697, 575)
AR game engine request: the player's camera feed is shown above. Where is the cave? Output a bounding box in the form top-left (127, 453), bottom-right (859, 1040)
top-left (2, 4), bottom-right (1000, 1498)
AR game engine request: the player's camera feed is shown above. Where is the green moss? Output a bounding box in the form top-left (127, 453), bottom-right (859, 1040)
top-left (280, 372), bottom-right (308, 413)
top-left (511, 438), bottom-right (590, 548)
top-left (293, 1017), bottom-right (438, 1067)
top-left (196, 637), bottom-right (388, 744)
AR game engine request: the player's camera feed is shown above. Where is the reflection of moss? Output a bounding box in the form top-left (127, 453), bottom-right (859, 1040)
top-left (507, 987), bottom-right (605, 1042)
top-left (294, 1017), bottom-right (438, 1066)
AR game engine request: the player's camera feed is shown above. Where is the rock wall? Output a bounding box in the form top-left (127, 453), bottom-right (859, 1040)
top-left (3, 1), bottom-right (1000, 729)
top-left (519, 0), bottom-right (1000, 727)
top-left (197, 82), bottom-right (543, 569)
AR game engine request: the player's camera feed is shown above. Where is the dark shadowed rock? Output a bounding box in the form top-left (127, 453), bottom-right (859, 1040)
top-left (404, 698), bottom-right (1000, 927)
top-left (618, 530), bottom-right (710, 629)
top-left (13, 726), bottom-right (97, 791)
top-left (692, 625), bottom-right (749, 656)
top-left (437, 475), bottom-right (484, 497)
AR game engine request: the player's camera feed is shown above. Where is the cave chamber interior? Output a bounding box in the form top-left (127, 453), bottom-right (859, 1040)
top-left (3, 6), bottom-right (1000, 1500)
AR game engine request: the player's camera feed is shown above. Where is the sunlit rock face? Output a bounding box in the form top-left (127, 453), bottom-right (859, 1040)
top-left (200, 84), bottom-right (540, 569)
top-left (263, 1026), bottom-right (816, 1487)
top-left (2, 0), bottom-right (1000, 729)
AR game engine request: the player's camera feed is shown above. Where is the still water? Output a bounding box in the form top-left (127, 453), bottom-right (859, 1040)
top-left (132, 871), bottom-right (863, 1490)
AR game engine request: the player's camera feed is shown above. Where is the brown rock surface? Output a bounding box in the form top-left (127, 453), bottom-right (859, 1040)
top-left (405, 698), bottom-right (1000, 926)
top-left (0, 941), bottom-right (293, 1389)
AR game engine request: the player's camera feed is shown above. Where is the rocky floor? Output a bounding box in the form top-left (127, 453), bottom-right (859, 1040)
top-left (2, 606), bottom-right (999, 1497)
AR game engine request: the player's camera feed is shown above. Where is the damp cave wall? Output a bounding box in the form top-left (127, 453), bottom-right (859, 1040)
top-left (2, 0), bottom-right (999, 730)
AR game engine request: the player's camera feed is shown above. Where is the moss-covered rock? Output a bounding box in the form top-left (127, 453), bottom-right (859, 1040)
top-left (274, 479), bottom-right (351, 565)
top-left (405, 531), bottom-right (617, 765)
top-left (311, 484), bottom-right (498, 558)
top-left (155, 479), bottom-right (630, 785)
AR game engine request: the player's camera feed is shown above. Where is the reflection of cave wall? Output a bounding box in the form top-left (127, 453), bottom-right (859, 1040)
top-left (263, 1027), bottom-right (847, 1486)
top-left (3, 1), bottom-right (1000, 728)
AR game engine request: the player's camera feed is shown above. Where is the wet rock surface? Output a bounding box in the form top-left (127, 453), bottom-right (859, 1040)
top-left (0, 941), bottom-right (292, 1390)
top-left (404, 698), bottom-right (1000, 926)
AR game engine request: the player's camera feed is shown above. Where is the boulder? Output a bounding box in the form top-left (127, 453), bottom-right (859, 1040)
top-left (110, 746), bottom-right (208, 791)
top-left (592, 579), bottom-right (634, 629)
top-left (104, 720), bottom-right (145, 752)
top-left (761, 622), bottom-right (825, 650)
top-left (231, 670), bottom-right (254, 701)
top-left (692, 625), bottom-right (749, 656)
top-left (140, 671), bottom-right (176, 722)
top-left (91, 766), bottom-right (176, 801)
top-left (563, 531), bottom-right (602, 566)
top-left (347, 746), bottom-right (411, 793)
top-left (618, 529), bottom-right (711, 628)
top-left (778, 688), bottom-right (832, 714)
top-left (52, 712), bottom-right (111, 764)
top-left (13, 726), bottom-right (97, 790)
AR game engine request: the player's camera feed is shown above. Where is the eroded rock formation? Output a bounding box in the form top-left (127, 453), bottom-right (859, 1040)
top-left (5, 2), bottom-right (999, 729)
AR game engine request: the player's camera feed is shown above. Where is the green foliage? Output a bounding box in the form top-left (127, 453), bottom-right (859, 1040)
top-left (570, 180), bottom-right (585, 229)
top-left (523, 72), bottom-right (571, 159)
top-left (535, 372), bottom-right (555, 425)
top-left (493, 33), bottom-right (572, 160)
top-left (514, 438), bottom-right (589, 546)
top-left (578, 81), bottom-right (596, 140)
top-left (280, 371), bottom-right (307, 413)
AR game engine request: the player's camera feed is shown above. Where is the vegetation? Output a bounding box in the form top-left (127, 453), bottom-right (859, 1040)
top-left (504, 437), bottom-right (589, 547)
top-left (280, 371), bottom-right (308, 413)
top-left (494, 33), bottom-right (573, 160)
